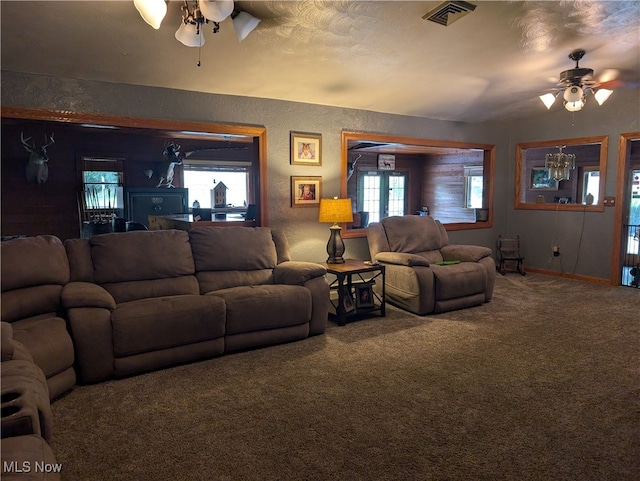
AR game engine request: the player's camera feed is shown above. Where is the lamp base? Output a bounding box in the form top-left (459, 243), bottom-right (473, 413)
top-left (326, 225), bottom-right (345, 264)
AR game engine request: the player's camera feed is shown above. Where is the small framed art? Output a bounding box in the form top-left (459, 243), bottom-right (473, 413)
top-left (342, 289), bottom-right (355, 313)
top-left (290, 131), bottom-right (322, 166)
top-left (530, 167), bottom-right (558, 190)
top-left (291, 176), bottom-right (321, 207)
top-left (355, 283), bottom-right (375, 308)
top-left (378, 154), bottom-right (396, 170)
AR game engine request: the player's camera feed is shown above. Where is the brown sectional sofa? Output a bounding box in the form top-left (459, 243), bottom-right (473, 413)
top-left (1, 235), bottom-right (76, 400)
top-left (1, 227), bottom-right (328, 477)
top-left (62, 226), bottom-right (329, 383)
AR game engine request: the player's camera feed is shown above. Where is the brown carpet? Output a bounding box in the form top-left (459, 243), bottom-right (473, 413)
top-left (50, 274), bottom-right (640, 481)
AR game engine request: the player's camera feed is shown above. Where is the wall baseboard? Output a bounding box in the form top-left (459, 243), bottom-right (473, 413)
top-left (524, 267), bottom-right (611, 285)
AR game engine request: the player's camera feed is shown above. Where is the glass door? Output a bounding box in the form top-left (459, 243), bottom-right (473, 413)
top-left (621, 167), bottom-right (640, 287)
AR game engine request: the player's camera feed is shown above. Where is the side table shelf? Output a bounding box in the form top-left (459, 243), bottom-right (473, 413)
top-left (321, 259), bottom-right (385, 326)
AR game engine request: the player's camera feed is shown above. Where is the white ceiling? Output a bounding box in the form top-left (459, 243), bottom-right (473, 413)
top-left (1, 1), bottom-right (639, 123)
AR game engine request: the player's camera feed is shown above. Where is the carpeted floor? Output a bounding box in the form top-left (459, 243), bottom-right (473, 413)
top-left (50, 274), bottom-right (640, 481)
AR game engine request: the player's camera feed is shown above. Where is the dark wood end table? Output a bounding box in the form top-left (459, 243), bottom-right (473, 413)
top-left (321, 259), bottom-right (385, 326)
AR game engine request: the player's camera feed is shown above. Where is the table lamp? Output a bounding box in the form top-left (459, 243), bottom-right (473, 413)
top-left (318, 198), bottom-right (353, 264)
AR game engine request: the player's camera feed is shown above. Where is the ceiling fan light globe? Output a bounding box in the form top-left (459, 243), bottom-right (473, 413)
top-left (200, 0), bottom-right (234, 22)
top-left (539, 93), bottom-right (556, 109)
top-left (233, 11), bottom-right (261, 41)
top-left (594, 88), bottom-right (613, 105)
top-left (563, 85), bottom-right (584, 102)
top-left (134, 0), bottom-right (167, 29)
top-left (564, 99), bottom-right (584, 112)
top-left (175, 22), bottom-right (205, 47)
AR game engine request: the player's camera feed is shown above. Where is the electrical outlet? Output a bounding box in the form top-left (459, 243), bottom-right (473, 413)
top-left (604, 196), bottom-right (616, 207)
top-left (553, 246), bottom-right (560, 257)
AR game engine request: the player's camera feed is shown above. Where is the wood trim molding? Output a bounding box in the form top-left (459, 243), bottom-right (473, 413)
top-left (340, 130), bottom-right (495, 238)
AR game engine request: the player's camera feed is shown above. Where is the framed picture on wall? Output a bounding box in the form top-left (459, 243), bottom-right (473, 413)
top-left (290, 132), bottom-right (322, 166)
top-left (291, 176), bottom-right (321, 207)
top-left (530, 167), bottom-right (559, 190)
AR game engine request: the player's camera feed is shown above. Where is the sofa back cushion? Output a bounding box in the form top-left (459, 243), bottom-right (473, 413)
top-left (1, 236), bottom-right (69, 322)
top-left (88, 230), bottom-right (198, 303)
top-left (189, 226), bottom-right (278, 272)
top-left (90, 230), bottom-right (195, 283)
top-left (189, 226), bottom-right (278, 293)
top-left (381, 216), bottom-right (448, 254)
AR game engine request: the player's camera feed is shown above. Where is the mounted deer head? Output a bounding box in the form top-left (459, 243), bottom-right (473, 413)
top-left (21, 132), bottom-right (55, 184)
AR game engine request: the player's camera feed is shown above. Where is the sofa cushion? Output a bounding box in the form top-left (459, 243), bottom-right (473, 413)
top-left (430, 263), bottom-right (487, 300)
top-left (90, 230), bottom-right (195, 284)
top-left (102, 276), bottom-right (200, 304)
top-left (1, 235), bottom-right (69, 292)
top-left (210, 285), bottom-right (311, 335)
top-left (0, 434), bottom-right (60, 480)
top-left (196, 270), bottom-right (274, 294)
top-left (10, 314), bottom-right (75, 379)
top-left (381, 216), bottom-right (446, 254)
top-left (111, 295), bottom-right (226, 357)
top-left (1, 285), bottom-right (63, 324)
top-left (189, 226), bottom-right (277, 272)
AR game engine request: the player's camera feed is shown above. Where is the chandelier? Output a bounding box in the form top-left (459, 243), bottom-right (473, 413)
top-left (134, 0), bottom-right (260, 63)
top-left (545, 146), bottom-right (576, 182)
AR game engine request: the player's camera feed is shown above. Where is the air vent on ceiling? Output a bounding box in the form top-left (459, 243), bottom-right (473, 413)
top-left (422, 0), bottom-right (477, 26)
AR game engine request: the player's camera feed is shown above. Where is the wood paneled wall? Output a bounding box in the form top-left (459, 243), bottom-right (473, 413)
top-left (1, 117), bottom-right (253, 240)
top-left (421, 152), bottom-right (484, 224)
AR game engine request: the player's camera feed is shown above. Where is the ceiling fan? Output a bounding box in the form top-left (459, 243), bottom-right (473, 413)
top-left (539, 49), bottom-right (613, 112)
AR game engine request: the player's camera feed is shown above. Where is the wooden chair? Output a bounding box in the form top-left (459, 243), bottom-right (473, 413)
top-left (497, 235), bottom-right (525, 275)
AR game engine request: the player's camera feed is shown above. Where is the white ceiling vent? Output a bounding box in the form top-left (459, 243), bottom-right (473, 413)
top-left (422, 1), bottom-right (477, 26)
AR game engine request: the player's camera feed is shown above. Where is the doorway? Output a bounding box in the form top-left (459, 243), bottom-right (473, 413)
top-left (615, 133), bottom-right (640, 287)
top-left (621, 167), bottom-right (640, 287)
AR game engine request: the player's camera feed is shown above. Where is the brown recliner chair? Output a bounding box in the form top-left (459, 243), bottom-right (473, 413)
top-left (367, 215), bottom-right (496, 315)
top-left (1, 236), bottom-right (76, 399)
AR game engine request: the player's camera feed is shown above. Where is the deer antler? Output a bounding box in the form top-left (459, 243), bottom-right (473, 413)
top-left (42, 133), bottom-right (55, 150)
top-left (20, 132), bottom-right (36, 152)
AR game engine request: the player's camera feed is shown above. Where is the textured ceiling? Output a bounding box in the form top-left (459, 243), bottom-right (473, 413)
top-left (1, 1), bottom-right (639, 123)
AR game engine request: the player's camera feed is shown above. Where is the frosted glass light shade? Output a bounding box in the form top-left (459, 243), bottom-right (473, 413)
top-left (539, 93), bottom-right (556, 109)
top-left (563, 86), bottom-right (583, 103)
top-left (594, 88), bottom-right (613, 105)
top-left (134, 0), bottom-right (167, 29)
top-left (175, 22), bottom-right (205, 47)
top-left (564, 99), bottom-right (584, 112)
top-left (233, 11), bottom-right (261, 41)
top-left (200, 0), bottom-right (234, 22)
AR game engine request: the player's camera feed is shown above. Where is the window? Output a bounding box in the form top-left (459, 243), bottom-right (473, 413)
top-left (582, 169), bottom-right (600, 205)
top-left (360, 172), bottom-right (407, 224)
top-left (182, 161), bottom-right (251, 208)
top-left (464, 166), bottom-right (484, 209)
top-left (81, 157), bottom-right (124, 214)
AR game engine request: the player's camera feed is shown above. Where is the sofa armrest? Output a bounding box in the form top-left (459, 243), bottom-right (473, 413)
top-left (374, 252), bottom-right (430, 267)
top-left (273, 261), bottom-right (327, 285)
top-left (61, 282), bottom-right (116, 310)
top-left (1, 321), bottom-right (15, 361)
top-left (441, 244), bottom-right (492, 263)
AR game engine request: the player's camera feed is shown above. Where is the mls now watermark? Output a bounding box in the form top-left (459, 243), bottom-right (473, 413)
top-left (3, 461), bottom-right (63, 474)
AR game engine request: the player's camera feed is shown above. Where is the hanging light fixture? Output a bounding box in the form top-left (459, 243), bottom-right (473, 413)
top-left (539, 49), bottom-right (613, 113)
top-left (135, 0), bottom-right (261, 65)
top-left (545, 146), bottom-right (576, 182)
top-left (134, 0), bottom-right (167, 29)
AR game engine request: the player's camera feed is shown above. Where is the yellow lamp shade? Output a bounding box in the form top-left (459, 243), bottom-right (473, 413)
top-left (319, 198), bottom-right (353, 225)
